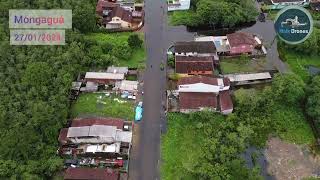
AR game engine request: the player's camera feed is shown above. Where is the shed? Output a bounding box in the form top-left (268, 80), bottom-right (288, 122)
top-left (85, 72), bottom-right (124, 84)
top-left (106, 66), bottom-right (129, 74)
top-left (115, 80), bottom-right (139, 93)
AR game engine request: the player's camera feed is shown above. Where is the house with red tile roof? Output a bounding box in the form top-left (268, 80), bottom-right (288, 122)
top-left (226, 32), bottom-right (259, 55)
top-left (177, 76), bottom-right (233, 114)
top-left (96, 0), bottom-right (144, 30)
top-left (64, 168), bottom-right (119, 180)
top-left (175, 56), bottom-right (215, 75)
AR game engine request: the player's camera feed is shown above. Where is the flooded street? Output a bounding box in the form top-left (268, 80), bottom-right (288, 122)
top-left (129, 1), bottom-right (291, 179)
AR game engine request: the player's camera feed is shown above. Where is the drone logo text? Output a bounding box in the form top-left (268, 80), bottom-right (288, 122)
top-left (274, 6), bottom-right (313, 44)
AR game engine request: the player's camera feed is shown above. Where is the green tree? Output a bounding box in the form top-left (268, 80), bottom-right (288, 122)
top-left (128, 34), bottom-right (143, 49)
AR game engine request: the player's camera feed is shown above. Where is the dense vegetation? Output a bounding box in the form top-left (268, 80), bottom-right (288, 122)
top-left (169, 0), bottom-right (258, 27)
top-left (306, 76), bottom-right (320, 130)
top-left (0, 0), bottom-right (144, 178)
top-left (162, 74), bottom-right (315, 179)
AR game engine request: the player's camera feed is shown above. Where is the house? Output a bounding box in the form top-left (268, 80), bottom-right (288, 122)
top-left (195, 36), bottom-right (230, 54)
top-left (177, 76), bottom-right (233, 114)
top-left (167, 0), bottom-right (191, 11)
top-left (173, 41), bottom-right (218, 59)
top-left (270, 0), bottom-right (309, 6)
top-left (114, 80), bottom-right (139, 94)
top-left (59, 118), bottom-right (133, 145)
top-left (196, 32), bottom-right (265, 56)
top-left (175, 56), bottom-right (215, 75)
top-left (65, 125), bottom-right (132, 144)
top-left (226, 32), bottom-right (260, 55)
top-left (84, 72), bottom-right (124, 85)
top-left (96, 0), bottom-right (143, 30)
top-left (96, 0), bottom-right (118, 17)
top-left (71, 117), bottom-right (129, 130)
top-left (106, 66), bottom-right (129, 74)
top-left (64, 168), bottom-right (119, 180)
top-left (103, 6), bottom-right (133, 30)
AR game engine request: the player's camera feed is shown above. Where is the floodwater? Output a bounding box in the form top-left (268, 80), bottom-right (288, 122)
top-left (168, 1), bottom-right (290, 73)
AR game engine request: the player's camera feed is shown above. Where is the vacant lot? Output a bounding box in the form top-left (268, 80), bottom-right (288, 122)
top-left (84, 32), bottom-right (146, 68)
top-left (220, 57), bottom-right (268, 74)
top-left (71, 93), bottom-right (135, 120)
top-left (265, 137), bottom-right (320, 180)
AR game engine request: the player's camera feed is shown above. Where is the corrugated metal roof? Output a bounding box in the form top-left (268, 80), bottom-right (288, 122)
top-left (85, 72), bottom-right (124, 80)
top-left (115, 80), bottom-right (138, 91)
top-left (106, 66), bottom-right (128, 74)
top-left (224, 72), bottom-right (272, 82)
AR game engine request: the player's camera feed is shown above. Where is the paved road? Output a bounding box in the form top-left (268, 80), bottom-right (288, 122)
top-left (128, 0), bottom-right (166, 179)
top-left (128, 0), bottom-right (195, 178)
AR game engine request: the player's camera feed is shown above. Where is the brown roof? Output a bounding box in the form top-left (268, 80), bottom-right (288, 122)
top-left (96, 0), bottom-right (118, 16)
top-left (219, 90), bottom-right (233, 112)
top-left (178, 76), bottom-right (219, 86)
top-left (179, 92), bottom-right (218, 110)
top-left (102, 5), bottom-right (133, 24)
top-left (58, 128), bottom-right (68, 145)
top-left (223, 77), bottom-right (230, 87)
top-left (175, 56), bottom-right (214, 74)
top-left (112, 6), bottom-right (133, 23)
top-left (64, 168), bottom-right (119, 180)
top-left (71, 117), bottom-right (125, 129)
top-left (174, 41), bottom-right (216, 54)
top-left (227, 32), bottom-right (256, 47)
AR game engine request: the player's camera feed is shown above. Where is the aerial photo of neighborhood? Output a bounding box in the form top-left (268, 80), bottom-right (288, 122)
top-left (1, 0), bottom-right (320, 180)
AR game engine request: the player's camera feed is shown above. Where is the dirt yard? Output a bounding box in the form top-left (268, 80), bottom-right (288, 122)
top-left (265, 137), bottom-right (320, 180)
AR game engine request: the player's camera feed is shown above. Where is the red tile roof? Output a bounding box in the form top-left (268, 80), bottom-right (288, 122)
top-left (178, 76), bottom-right (219, 86)
top-left (71, 117), bottom-right (125, 129)
top-left (64, 168), bottom-right (119, 180)
top-left (179, 92), bottom-right (218, 110)
top-left (223, 77), bottom-right (230, 87)
top-left (174, 41), bottom-right (216, 54)
top-left (96, 0), bottom-right (118, 16)
top-left (227, 32), bottom-right (256, 47)
top-left (175, 56), bottom-right (214, 74)
top-left (219, 90), bottom-right (233, 112)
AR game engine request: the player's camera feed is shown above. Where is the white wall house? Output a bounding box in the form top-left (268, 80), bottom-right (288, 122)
top-left (168, 0), bottom-right (191, 11)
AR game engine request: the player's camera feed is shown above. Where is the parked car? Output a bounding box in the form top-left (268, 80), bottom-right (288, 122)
top-left (135, 101), bottom-right (143, 121)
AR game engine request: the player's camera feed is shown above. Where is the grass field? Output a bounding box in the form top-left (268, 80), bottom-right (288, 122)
top-left (220, 57), bottom-right (267, 74)
top-left (84, 32), bottom-right (146, 68)
top-left (71, 93), bottom-right (135, 120)
top-left (161, 113), bottom-right (204, 180)
top-left (281, 50), bottom-right (320, 82)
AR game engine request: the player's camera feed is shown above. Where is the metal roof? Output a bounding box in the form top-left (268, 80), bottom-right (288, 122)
top-left (106, 66), bottom-right (128, 74)
top-left (224, 72), bottom-right (272, 82)
top-left (85, 72), bottom-right (124, 80)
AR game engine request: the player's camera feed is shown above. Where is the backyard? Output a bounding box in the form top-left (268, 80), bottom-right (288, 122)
top-left (220, 57), bottom-right (268, 74)
top-left (84, 32), bottom-right (146, 68)
top-left (71, 93), bottom-right (135, 120)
